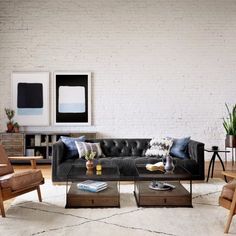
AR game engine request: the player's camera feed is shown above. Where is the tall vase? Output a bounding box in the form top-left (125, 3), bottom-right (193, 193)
top-left (164, 155), bottom-right (175, 172)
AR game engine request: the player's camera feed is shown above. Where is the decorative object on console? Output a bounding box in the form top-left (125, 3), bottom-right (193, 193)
top-left (13, 122), bottom-right (19, 133)
top-left (11, 72), bottom-right (50, 126)
top-left (53, 72), bottom-right (91, 125)
top-left (60, 136), bottom-right (86, 159)
top-left (145, 137), bottom-right (173, 157)
top-left (4, 108), bottom-right (15, 133)
top-left (170, 136), bottom-right (190, 159)
top-left (212, 146), bottom-right (218, 150)
top-left (75, 141), bottom-right (103, 158)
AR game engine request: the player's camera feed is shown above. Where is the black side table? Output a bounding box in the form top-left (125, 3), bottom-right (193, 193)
top-left (205, 148), bottom-right (230, 182)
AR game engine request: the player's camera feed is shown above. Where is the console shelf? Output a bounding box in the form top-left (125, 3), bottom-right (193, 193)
top-left (0, 132), bottom-right (96, 164)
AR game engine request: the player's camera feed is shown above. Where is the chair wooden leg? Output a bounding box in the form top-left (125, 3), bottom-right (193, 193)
top-left (0, 190), bottom-right (6, 217)
top-left (37, 186), bottom-right (42, 202)
top-left (225, 190), bottom-right (236, 233)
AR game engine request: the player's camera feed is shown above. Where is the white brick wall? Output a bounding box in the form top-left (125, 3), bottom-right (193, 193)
top-left (0, 0), bottom-right (236, 159)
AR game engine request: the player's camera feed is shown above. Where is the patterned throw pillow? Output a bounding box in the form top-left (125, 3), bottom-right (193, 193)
top-left (145, 137), bottom-right (173, 157)
top-left (75, 141), bottom-right (103, 158)
top-left (61, 136), bottom-right (86, 159)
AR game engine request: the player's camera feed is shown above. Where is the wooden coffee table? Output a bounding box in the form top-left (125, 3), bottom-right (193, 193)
top-left (66, 165), bottom-right (120, 208)
top-left (134, 164), bottom-right (192, 207)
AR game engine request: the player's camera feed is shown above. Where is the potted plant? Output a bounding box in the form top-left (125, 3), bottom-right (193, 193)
top-left (13, 122), bottom-right (20, 133)
top-left (85, 151), bottom-right (96, 170)
top-left (223, 104), bottom-right (236, 147)
top-left (4, 108), bottom-right (15, 133)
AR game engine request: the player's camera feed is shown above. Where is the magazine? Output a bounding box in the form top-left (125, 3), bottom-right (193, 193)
top-left (77, 180), bottom-right (108, 193)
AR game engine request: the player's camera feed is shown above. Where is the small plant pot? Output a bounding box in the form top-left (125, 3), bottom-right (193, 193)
top-left (86, 160), bottom-right (94, 170)
top-left (225, 135), bottom-right (236, 148)
top-left (7, 123), bottom-right (14, 133)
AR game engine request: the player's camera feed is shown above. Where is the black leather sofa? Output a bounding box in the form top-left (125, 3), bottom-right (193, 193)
top-left (52, 139), bottom-right (205, 182)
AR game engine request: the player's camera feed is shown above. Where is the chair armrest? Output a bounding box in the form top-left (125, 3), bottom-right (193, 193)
top-left (188, 140), bottom-right (205, 179)
top-left (222, 171), bottom-right (236, 179)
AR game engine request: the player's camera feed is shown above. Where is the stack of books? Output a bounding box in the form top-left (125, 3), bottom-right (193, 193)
top-left (77, 180), bottom-right (108, 193)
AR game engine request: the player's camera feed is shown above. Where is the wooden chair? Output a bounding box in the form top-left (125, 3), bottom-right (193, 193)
top-left (219, 171), bottom-right (236, 233)
top-left (0, 145), bottom-right (44, 217)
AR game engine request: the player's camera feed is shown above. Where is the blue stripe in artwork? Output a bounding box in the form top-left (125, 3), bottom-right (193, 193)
top-left (59, 103), bottom-right (85, 113)
top-left (17, 108), bottom-right (43, 116)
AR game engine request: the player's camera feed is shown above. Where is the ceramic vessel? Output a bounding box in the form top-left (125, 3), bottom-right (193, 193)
top-left (86, 160), bottom-right (94, 170)
top-left (164, 155), bottom-right (175, 172)
top-left (226, 135), bottom-right (236, 148)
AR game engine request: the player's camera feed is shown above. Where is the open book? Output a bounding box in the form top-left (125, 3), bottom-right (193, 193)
top-left (146, 162), bottom-right (165, 172)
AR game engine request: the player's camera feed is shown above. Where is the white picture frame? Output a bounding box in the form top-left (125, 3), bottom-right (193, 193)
top-left (11, 72), bottom-right (50, 126)
top-left (53, 71), bottom-right (91, 126)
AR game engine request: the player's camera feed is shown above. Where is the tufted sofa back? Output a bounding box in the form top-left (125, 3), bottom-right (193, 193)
top-left (88, 139), bottom-right (151, 157)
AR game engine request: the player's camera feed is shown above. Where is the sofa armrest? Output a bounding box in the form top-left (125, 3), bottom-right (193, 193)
top-left (188, 140), bottom-right (205, 179)
top-left (52, 140), bottom-right (65, 182)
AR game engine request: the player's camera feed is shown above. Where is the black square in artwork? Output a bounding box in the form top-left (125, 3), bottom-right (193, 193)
top-left (17, 83), bottom-right (43, 108)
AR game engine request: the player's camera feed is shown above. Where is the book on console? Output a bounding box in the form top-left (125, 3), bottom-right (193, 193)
top-left (77, 180), bottom-right (108, 193)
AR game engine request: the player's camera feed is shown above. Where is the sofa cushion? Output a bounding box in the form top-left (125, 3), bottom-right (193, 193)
top-left (75, 141), bottom-right (103, 158)
top-left (61, 136), bottom-right (86, 159)
top-left (0, 170), bottom-right (43, 191)
top-left (94, 139), bottom-right (150, 157)
top-left (170, 137), bottom-right (190, 159)
top-left (145, 137), bottom-right (173, 157)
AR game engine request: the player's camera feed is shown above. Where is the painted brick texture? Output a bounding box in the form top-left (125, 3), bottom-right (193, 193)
top-left (0, 0), bottom-right (236, 160)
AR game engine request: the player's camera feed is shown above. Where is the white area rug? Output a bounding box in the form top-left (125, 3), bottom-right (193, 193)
top-left (0, 179), bottom-right (232, 236)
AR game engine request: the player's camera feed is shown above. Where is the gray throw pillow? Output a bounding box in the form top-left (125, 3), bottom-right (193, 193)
top-left (75, 141), bottom-right (103, 158)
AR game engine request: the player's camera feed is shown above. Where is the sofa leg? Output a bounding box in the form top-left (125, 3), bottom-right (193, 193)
top-left (0, 190), bottom-right (5, 217)
top-left (37, 186), bottom-right (42, 202)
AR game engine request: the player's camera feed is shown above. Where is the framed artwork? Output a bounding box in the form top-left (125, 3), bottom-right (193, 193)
top-left (53, 72), bottom-right (91, 125)
top-left (11, 72), bottom-right (50, 126)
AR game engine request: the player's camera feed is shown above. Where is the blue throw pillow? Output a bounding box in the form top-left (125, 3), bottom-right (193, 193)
top-left (170, 137), bottom-right (190, 159)
top-left (61, 136), bottom-right (86, 159)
